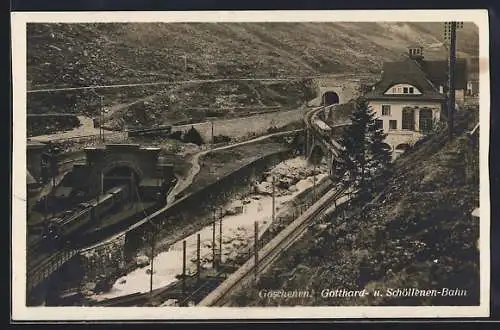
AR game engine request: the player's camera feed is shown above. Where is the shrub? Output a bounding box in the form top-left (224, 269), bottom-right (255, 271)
top-left (182, 126), bottom-right (204, 146)
top-left (213, 134), bottom-right (231, 144)
top-left (168, 130), bottom-right (183, 141)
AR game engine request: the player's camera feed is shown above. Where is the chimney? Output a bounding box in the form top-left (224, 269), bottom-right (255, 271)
top-left (408, 46), bottom-right (424, 61)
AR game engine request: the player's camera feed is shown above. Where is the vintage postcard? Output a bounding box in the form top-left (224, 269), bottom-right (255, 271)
top-left (11, 10), bottom-right (490, 320)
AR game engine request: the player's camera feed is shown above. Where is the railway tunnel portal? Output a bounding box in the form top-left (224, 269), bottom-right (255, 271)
top-left (74, 144), bottom-right (169, 198)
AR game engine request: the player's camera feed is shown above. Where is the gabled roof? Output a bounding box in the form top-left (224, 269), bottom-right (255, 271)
top-left (364, 55), bottom-right (468, 102)
top-left (364, 57), bottom-right (444, 102)
top-left (419, 59), bottom-right (468, 90)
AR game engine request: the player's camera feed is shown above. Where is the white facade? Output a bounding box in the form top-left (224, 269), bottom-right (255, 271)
top-left (368, 99), bottom-right (441, 155)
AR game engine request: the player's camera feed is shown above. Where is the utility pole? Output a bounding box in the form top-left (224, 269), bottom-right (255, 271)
top-left (211, 121), bottom-right (214, 144)
top-left (272, 176), bottom-right (276, 223)
top-left (44, 195), bottom-right (48, 224)
top-left (182, 54), bottom-right (188, 72)
top-left (254, 221), bottom-right (259, 280)
top-left (181, 239), bottom-right (187, 305)
top-left (219, 209), bottom-right (223, 266)
top-left (313, 164), bottom-right (317, 203)
top-left (444, 21), bottom-right (463, 141)
top-left (101, 95), bottom-right (106, 143)
top-left (447, 21), bottom-right (456, 140)
top-left (196, 233), bottom-right (201, 284)
top-left (212, 209), bottom-right (217, 269)
top-left (100, 105), bottom-right (103, 142)
top-left (149, 228), bottom-right (155, 299)
top-left (100, 170), bottom-right (104, 196)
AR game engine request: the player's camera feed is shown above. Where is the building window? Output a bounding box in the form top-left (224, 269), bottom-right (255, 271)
top-left (382, 105), bottom-right (391, 116)
top-left (376, 119), bottom-right (383, 130)
top-left (419, 108), bottom-right (433, 132)
top-left (385, 84), bottom-right (421, 95)
top-left (402, 107), bottom-right (415, 130)
top-left (389, 120), bottom-right (397, 130)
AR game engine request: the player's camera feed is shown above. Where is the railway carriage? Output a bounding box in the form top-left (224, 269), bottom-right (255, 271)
top-left (41, 184), bottom-right (130, 246)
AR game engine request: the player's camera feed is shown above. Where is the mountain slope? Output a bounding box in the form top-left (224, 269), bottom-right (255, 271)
top-left (26, 22), bottom-right (479, 128)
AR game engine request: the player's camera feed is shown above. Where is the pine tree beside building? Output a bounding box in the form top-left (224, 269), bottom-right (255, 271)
top-left (333, 97), bottom-right (391, 202)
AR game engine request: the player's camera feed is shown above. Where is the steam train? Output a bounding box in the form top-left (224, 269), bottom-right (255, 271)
top-left (41, 184), bottom-right (131, 245)
top-left (40, 176), bottom-right (177, 248)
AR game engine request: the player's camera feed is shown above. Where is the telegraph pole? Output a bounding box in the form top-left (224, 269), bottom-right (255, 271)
top-left (313, 164), bottom-right (317, 203)
top-left (182, 54), bottom-right (188, 72)
top-left (219, 209), bottom-right (223, 265)
top-left (100, 94), bottom-right (105, 143)
top-left (254, 221), bottom-right (259, 279)
top-left (212, 209), bottom-right (217, 269)
top-left (444, 21), bottom-right (463, 141)
top-left (149, 229), bottom-right (155, 298)
top-left (196, 233), bottom-right (201, 284)
top-left (272, 176), bottom-right (276, 223)
top-left (211, 121), bottom-right (214, 144)
top-left (447, 21), bottom-right (456, 140)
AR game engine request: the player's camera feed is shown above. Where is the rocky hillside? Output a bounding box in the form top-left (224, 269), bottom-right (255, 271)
top-left (231, 106), bottom-right (480, 307)
top-left (27, 22), bottom-right (479, 128)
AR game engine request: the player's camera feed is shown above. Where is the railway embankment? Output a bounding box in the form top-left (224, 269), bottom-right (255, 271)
top-left (45, 136), bottom-right (303, 303)
top-left (228, 107), bottom-right (480, 307)
top-left (88, 156), bottom-right (332, 305)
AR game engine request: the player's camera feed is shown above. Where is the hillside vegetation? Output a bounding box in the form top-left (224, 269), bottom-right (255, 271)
top-left (27, 22), bottom-right (479, 128)
top-left (231, 106), bottom-right (480, 306)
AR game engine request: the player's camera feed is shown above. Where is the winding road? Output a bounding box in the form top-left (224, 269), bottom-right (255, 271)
top-left (166, 129), bottom-right (303, 205)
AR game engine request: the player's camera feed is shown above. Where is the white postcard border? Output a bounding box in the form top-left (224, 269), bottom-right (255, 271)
top-left (11, 9), bottom-right (490, 320)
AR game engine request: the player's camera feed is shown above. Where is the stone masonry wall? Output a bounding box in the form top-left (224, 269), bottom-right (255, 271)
top-left (73, 148), bottom-right (294, 295)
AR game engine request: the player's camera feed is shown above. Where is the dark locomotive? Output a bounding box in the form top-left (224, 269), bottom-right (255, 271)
top-left (40, 175), bottom-right (177, 248)
top-left (41, 184), bottom-right (130, 245)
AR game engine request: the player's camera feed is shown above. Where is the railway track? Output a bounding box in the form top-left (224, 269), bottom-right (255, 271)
top-left (89, 273), bottom-right (224, 307)
top-left (25, 123), bottom-right (321, 301)
top-left (199, 184), bottom-right (349, 306)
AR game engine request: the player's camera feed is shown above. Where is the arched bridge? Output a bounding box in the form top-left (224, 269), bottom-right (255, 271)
top-left (304, 104), bottom-right (350, 176)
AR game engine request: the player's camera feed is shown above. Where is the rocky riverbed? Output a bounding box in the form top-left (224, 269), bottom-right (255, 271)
top-left (89, 156), bottom-right (328, 303)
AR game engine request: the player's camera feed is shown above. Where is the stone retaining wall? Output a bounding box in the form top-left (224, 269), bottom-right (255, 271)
top-left (74, 147), bottom-right (295, 296)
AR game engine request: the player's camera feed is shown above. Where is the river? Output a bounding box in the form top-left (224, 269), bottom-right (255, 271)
top-left (91, 156), bottom-right (328, 302)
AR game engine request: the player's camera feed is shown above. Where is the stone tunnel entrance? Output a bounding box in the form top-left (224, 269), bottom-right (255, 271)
top-left (322, 91), bottom-right (340, 106)
top-left (102, 165), bottom-right (141, 192)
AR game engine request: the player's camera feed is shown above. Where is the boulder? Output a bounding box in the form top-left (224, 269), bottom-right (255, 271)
top-left (136, 255), bottom-right (150, 267)
top-left (277, 177), bottom-right (294, 189)
top-left (256, 182), bottom-right (273, 195)
top-left (226, 200), bottom-right (244, 215)
top-left (227, 250), bottom-right (239, 261)
top-left (84, 282), bottom-right (96, 291)
top-left (82, 289), bottom-right (94, 297)
top-left (222, 236), bottom-right (235, 245)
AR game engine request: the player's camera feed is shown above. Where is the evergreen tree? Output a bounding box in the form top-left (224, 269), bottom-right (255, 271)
top-left (183, 126), bottom-right (204, 146)
top-left (333, 97), bottom-right (391, 201)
